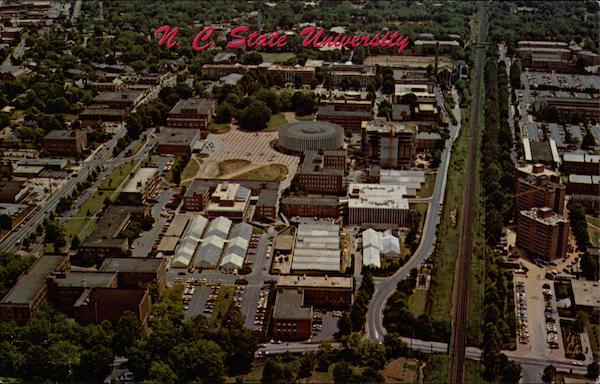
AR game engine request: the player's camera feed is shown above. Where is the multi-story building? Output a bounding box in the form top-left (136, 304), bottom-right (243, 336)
top-left (118, 167), bottom-right (159, 205)
top-left (568, 174), bottom-right (600, 210)
top-left (346, 183), bottom-right (411, 227)
top-left (296, 150), bottom-right (345, 194)
top-left (328, 63), bottom-right (376, 88)
top-left (516, 207), bottom-right (569, 261)
top-left (206, 182), bottom-right (251, 220)
top-left (47, 271), bottom-right (118, 315)
top-left (561, 152), bottom-right (600, 176)
top-left (91, 90), bottom-right (143, 110)
top-left (570, 280), bottom-right (600, 318)
top-left (79, 107), bottom-right (127, 127)
top-left (42, 130), bottom-right (87, 155)
top-left (184, 179), bottom-right (280, 211)
top-left (415, 132), bottom-right (442, 152)
top-left (316, 104), bottom-right (372, 133)
top-left (514, 170), bottom-right (566, 216)
top-left (73, 288), bottom-right (152, 326)
top-left (79, 205), bottom-right (150, 262)
top-left (166, 98), bottom-right (216, 129)
top-left (516, 41), bottom-right (573, 71)
top-left (253, 189), bottom-right (279, 221)
top-left (201, 64), bottom-right (248, 80)
top-left (272, 290), bottom-right (313, 341)
top-left (535, 94), bottom-right (600, 120)
top-left (0, 255), bottom-right (69, 324)
top-left (276, 275), bottom-right (353, 308)
top-left (0, 180), bottom-right (27, 203)
top-left (412, 40), bottom-right (461, 55)
top-left (100, 257), bottom-right (167, 297)
top-left (266, 64), bottom-right (315, 84)
top-left (157, 128), bottom-right (200, 155)
top-left (281, 196), bottom-right (340, 218)
top-left (362, 120), bottom-right (417, 169)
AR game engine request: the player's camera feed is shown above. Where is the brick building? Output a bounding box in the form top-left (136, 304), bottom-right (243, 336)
top-left (118, 167), bottom-right (159, 205)
top-left (100, 257), bottom-right (167, 296)
top-left (166, 98), bottom-right (216, 129)
top-left (0, 255), bottom-right (69, 324)
top-left (276, 275), bottom-right (353, 308)
top-left (42, 130), bottom-right (87, 155)
top-left (272, 290), bottom-right (312, 341)
top-left (316, 104), bottom-right (372, 133)
top-left (296, 150), bottom-right (345, 194)
top-left (281, 196), bottom-right (340, 218)
top-left (0, 180), bottom-right (26, 203)
top-left (91, 91), bottom-right (143, 110)
top-left (516, 207), bottom-right (569, 261)
top-left (74, 288), bottom-right (152, 326)
top-left (253, 189), bottom-right (279, 222)
top-left (184, 179), bottom-right (280, 211)
top-left (514, 170), bottom-right (565, 216)
top-left (362, 120), bottom-right (417, 169)
top-left (561, 153), bottom-right (600, 176)
top-left (157, 128), bottom-right (200, 155)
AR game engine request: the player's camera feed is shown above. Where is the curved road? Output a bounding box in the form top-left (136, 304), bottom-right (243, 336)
top-left (366, 87), bottom-right (463, 341)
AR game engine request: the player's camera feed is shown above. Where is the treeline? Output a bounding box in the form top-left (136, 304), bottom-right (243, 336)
top-left (171, 149), bottom-right (191, 186)
top-left (568, 201), bottom-right (599, 280)
top-left (383, 269), bottom-right (451, 342)
top-left (337, 271), bottom-right (374, 335)
top-left (0, 253), bottom-right (33, 299)
top-left (479, 55), bottom-right (520, 383)
top-left (0, 285), bottom-right (261, 383)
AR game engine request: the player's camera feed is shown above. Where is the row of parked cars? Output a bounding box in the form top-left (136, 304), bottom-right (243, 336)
top-left (542, 284), bottom-right (559, 349)
top-left (515, 281), bottom-right (529, 345)
top-left (253, 287), bottom-right (270, 328)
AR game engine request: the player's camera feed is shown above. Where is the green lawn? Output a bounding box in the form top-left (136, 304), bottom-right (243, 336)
top-left (98, 159), bottom-right (141, 190)
top-left (210, 286), bottom-right (235, 326)
top-left (125, 138), bottom-right (145, 157)
top-left (423, 355), bottom-right (485, 384)
top-left (206, 122), bottom-right (231, 134)
top-left (63, 189), bottom-right (117, 243)
top-left (587, 215), bottom-right (600, 248)
top-left (265, 113), bottom-right (288, 132)
top-left (181, 156), bottom-right (201, 180)
top-left (236, 164), bottom-right (288, 181)
top-left (295, 113), bottom-right (315, 121)
top-left (407, 289), bottom-right (427, 317)
top-left (417, 173), bottom-right (436, 198)
top-left (259, 52), bottom-right (296, 63)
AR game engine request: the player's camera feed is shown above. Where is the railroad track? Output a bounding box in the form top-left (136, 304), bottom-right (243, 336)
top-left (448, 3), bottom-right (488, 383)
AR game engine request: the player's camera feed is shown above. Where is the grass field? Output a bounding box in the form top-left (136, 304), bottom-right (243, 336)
top-left (265, 113), bottom-right (288, 132)
top-left (125, 138), bottom-right (145, 157)
top-left (410, 203), bottom-right (428, 237)
top-left (407, 289), bottom-right (427, 317)
top-left (424, 106), bottom-right (469, 325)
top-left (98, 159), bottom-right (141, 190)
top-left (181, 156), bottom-right (201, 180)
top-left (295, 113), bottom-right (315, 121)
top-left (236, 164), bottom-right (288, 181)
top-left (210, 286), bottom-right (235, 326)
top-left (259, 52), bottom-right (296, 63)
top-left (423, 355), bottom-right (484, 384)
top-left (218, 159), bottom-right (251, 176)
top-left (63, 189), bottom-right (117, 243)
top-left (206, 122), bottom-right (231, 134)
top-left (417, 173), bottom-right (436, 198)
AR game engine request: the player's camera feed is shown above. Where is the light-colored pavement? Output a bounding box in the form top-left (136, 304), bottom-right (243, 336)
top-left (365, 87), bottom-right (462, 342)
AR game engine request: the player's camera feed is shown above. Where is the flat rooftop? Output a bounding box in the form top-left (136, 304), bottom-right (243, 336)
top-left (157, 128), bottom-right (199, 145)
top-left (122, 167), bottom-right (158, 193)
top-left (571, 280), bottom-right (600, 308)
top-left (362, 119), bottom-right (417, 134)
top-left (1, 255), bottom-right (66, 304)
top-left (273, 290), bottom-right (312, 320)
top-left (169, 98), bottom-right (215, 115)
top-left (55, 271), bottom-right (117, 288)
top-left (348, 183), bottom-right (409, 210)
top-left (277, 275), bottom-right (353, 289)
top-left (100, 257), bottom-right (164, 274)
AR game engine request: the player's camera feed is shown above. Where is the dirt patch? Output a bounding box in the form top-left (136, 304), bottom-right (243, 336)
top-left (383, 357), bottom-right (419, 383)
top-left (218, 159), bottom-right (251, 176)
top-left (197, 161), bottom-right (220, 179)
top-left (236, 164), bottom-right (288, 181)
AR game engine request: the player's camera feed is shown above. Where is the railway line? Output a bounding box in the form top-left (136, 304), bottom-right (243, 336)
top-left (447, 2), bottom-right (488, 383)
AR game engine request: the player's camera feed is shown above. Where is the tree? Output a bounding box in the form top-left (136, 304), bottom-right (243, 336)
top-left (291, 92), bottom-right (316, 116)
top-left (261, 358), bottom-right (294, 384)
top-left (509, 59), bottom-right (522, 88)
top-left (360, 367), bottom-right (384, 384)
top-left (581, 131), bottom-right (597, 149)
top-left (298, 354), bottom-right (314, 379)
top-left (170, 340), bottom-right (225, 383)
top-left (255, 88), bottom-right (280, 114)
top-left (382, 78), bottom-right (395, 94)
top-left (542, 364), bottom-right (556, 383)
top-left (148, 361), bottom-right (178, 384)
top-left (77, 345), bottom-right (113, 382)
top-left (239, 100), bottom-right (272, 131)
top-left (215, 102), bottom-right (234, 123)
top-left (337, 312), bottom-right (352, 336)
top-left (333, 361), bottom-right (355, 384)
top-left (0, 214), bottom-right (11, 230)
top-left (587, 361), bottom-right (599, 380)
top-left (70, 235), bottom-right (80, 250)
top-left (113, 312), bottom-right (144, 355)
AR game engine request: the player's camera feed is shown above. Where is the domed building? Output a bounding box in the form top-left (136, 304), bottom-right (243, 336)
top-left (277, 121), bottom-right (344, 153)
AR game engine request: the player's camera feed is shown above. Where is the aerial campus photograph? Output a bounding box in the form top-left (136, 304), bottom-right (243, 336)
top-left (0, 1), bottom-right (598, 383)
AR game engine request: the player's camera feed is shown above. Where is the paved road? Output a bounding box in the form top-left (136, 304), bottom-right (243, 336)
top-left (0, 126), bottom-right (127, 254)
top-left (132, 189), bottom-right (175, 257)
top-left (365, 86), bottom-right (463, 342)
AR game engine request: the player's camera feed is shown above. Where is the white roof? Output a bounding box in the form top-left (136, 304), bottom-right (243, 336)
top-left (348, 183), bottom-right (409, 210)
top-left (363, 247), bottom-right (381, 268)
top-left (171, 215), bottom-right (208, 268)
top-left (205, 216), bottom-right (232, 239)
top-left (220, 254), bottom-right (244, 269)
top-left (194, 235), bottom-right (225, 268)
